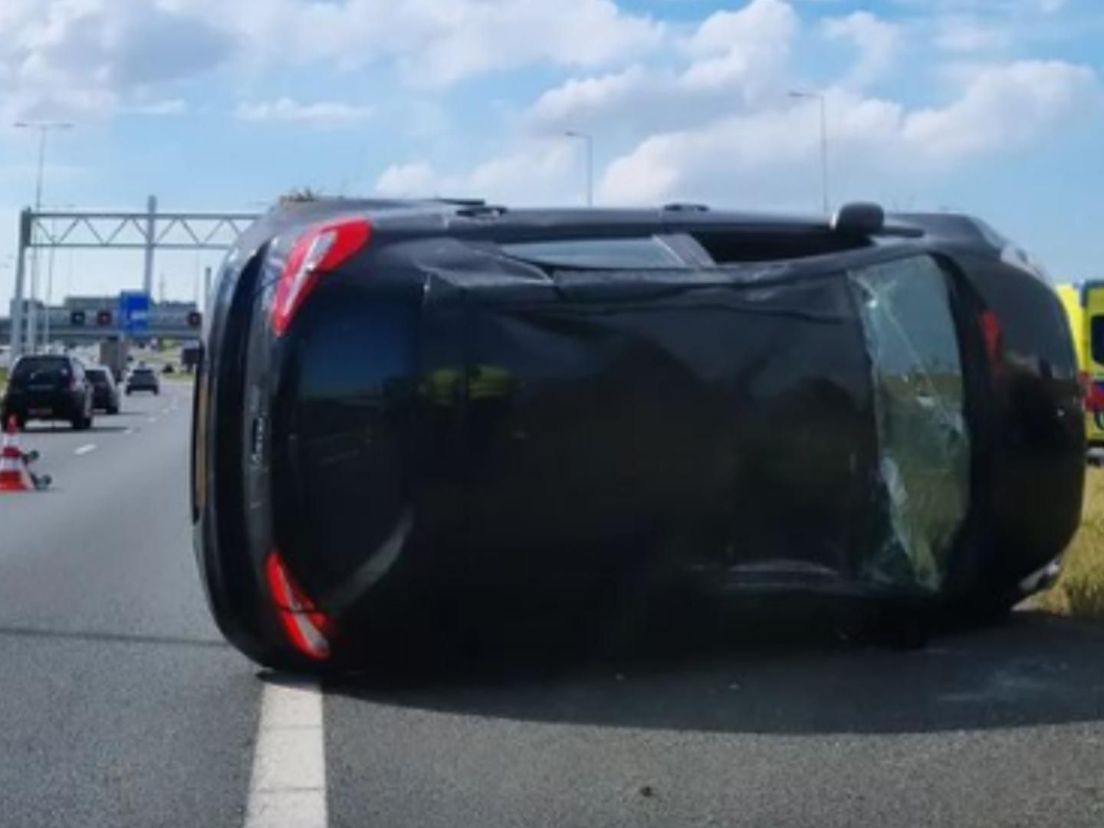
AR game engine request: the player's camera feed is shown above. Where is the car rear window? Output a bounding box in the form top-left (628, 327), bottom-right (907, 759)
top-left (133, 369), bottom-right (155, 377)
top-left (12, 356), bottom-right (69, 381)
top-left (86, 369), bottom-right (106, 381)
top-left (691, 229), bottom-right (869, 263)
top-left (500, 237), bottom-right (684, 269)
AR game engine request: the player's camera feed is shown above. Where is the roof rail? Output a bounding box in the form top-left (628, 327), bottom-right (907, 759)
top-left (662, 203), bottom-right (710, 213)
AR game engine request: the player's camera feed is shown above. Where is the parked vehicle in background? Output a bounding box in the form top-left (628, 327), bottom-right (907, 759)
top-left (85, 366), bottom-right (121, 414)
top-left (2, 354), bottom-right (94, 430)
top-left (1057, 282), bottom-right (1104, 450)
top-left (99, 337), bottom-right (130, 383)
top-left (126, 366), bottom-right (160, 395)
top-left (193, 198), bottom-right (1084, 672)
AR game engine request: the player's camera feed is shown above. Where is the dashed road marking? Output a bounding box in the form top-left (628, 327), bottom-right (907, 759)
top-left (123, 427), bottom-right (134, 435)
top-left (74, 444), bottom-right (97, 456)
top-left (244, 680), bottom-right (327, 828)
top-left (147, 417), bottom-right (158, 424)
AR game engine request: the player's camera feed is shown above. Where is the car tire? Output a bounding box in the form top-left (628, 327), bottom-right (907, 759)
top-left (108, 405), bottom-right (120, 415)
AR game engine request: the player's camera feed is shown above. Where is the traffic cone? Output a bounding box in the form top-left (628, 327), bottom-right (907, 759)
top-left (0, 416), bottom-right (33, 493)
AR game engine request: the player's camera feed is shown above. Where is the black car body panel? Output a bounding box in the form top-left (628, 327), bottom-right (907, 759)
top-left (192, 200), bottom-right (1084, 668)
top-left (3, 354), bottom-right (94, 428)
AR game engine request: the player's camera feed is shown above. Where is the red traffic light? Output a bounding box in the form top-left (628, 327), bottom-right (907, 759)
top-left (187, 310), bottom-right (202, 328)
top-left (96, 310), bottom-right (113, 326)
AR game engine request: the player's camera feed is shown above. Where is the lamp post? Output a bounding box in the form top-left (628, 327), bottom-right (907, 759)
top-left (564, 130), bottom-right (594, 207)
top-left (787, 91), bottom-right (829, 216)
top-left (13, 121), bottom-right (73, 353)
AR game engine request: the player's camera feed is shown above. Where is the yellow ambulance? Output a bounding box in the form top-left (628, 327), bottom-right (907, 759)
top-left (1056, 282), bottom-right (1104, 448)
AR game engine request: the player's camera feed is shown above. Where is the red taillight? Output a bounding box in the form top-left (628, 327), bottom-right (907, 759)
top-left (979, 310), bottom-right (1003, 364)
top-left (271, 217), bottom-right (372, 336)
top-left (264, 550), bottom-right (333, 661)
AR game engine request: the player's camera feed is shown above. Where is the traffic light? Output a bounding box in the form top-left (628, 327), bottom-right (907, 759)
top-left (70, 310), bottom-right (86, 326)
top-left (96, 310), bottom-right (113, 327)
top-left (187, 310), bottom-right (202, 328)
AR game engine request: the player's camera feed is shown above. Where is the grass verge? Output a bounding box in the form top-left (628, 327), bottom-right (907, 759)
top-left (1034, 467), bottom-right (1104, 618)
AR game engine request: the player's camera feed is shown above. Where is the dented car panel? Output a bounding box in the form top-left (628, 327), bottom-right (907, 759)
top-left (192, 200), bottom-right (1084, 669)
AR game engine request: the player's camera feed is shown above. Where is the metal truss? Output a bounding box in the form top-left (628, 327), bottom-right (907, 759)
top-left (9, 196), bottom-right (260, 357)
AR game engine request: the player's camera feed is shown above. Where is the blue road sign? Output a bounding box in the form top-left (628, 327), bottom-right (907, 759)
top-left (119, 291), bottom-right (151, 335)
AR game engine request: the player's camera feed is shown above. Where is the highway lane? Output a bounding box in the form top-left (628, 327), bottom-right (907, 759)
top-left (0, 381), bottom-right (259, 827)
top-left (2, 377), bottom-right (1104, 826)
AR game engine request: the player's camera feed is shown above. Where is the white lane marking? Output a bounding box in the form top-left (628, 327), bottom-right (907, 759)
top-left (74, 443), bottom-right (97, 456)
top-left (123, 427), bottom-right (134, 435)
top-left (147, 417), bottom-right (158, 423)
top-left (244, 680), bottom-right (327, 828)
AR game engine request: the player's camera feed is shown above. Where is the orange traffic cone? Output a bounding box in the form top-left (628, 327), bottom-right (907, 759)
top-left (0, 416), bottom-right (33, 493)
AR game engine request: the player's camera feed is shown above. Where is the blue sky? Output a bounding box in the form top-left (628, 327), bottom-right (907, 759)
top-left (1, 0), bottom-right (1102, 304)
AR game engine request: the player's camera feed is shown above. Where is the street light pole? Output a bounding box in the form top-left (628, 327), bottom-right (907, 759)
top-left (788, 91), bottom-right (829, 216)
top-left (564, 130), bottom-right (594, 207)
top-left (13, 121), bottom-right (72, 354)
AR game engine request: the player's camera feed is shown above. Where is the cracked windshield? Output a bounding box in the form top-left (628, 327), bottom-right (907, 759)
top-left (1, 0), bottom-right (1102, 826)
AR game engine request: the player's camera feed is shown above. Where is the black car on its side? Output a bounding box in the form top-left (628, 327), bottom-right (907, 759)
top-left (85, 366), bottom-right (121, 414)
top-left (192, 199), bottom-right (1084, 671)
top-left (126, 367), bottom-right (160, 395)
top-left (3, 353), bottom-right (94, 430)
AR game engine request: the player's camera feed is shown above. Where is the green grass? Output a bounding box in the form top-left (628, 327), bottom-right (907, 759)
top-left (1035, 468), bottom-right (1104, 618)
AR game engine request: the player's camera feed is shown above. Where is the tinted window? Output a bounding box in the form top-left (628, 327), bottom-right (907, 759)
top-left (501, 237), bottom-right (683, 269)
top-left (12, 356), bottom-right (68, 380)
top-left (1093, 317), bottom-right (1104, 365)
top-left (86, 369), bottom-right (107, 382)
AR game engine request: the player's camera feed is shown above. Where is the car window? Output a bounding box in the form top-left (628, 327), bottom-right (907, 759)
top-left (851, 255), bottom-right (970, 591)
top-left (500, 237), bottom-right (684, 269)
top-left (12, 356), bottom-right (68, 380)
top-left (1092, 316), bottom-right (1104, 365)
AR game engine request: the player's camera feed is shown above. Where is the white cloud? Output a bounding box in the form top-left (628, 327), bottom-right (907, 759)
top-left (0, 0), bottom-right (229, 120)
top-left (234, 97), bottom-right (373, 126)
top-left (172, 0), bottom-right (664, 88)
top-left (823, 11), bottom-right (902, 88)
top-left (525, 0), bottom-right (796, 135)
top-left (599, 60), bottom-right (1097, 206)
top-left (376, 142), bottom-right (582, 204)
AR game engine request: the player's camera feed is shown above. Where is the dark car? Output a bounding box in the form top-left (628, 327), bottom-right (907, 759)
top-left (192, 199), bottom-right (1084, 671)
top-left (126, 367), bottom-right (160, 395)
top-left (85, 366), bottom-right (121, 414)
top-left (2, 354), bottom-right (94, 430)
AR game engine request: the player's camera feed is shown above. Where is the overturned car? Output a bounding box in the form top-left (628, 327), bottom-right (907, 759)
top-left (191, 199), bottom-right (1084, 670)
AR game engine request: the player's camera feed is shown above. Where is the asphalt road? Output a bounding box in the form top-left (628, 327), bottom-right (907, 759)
top-left (2, 380), bottom-right (1104, 827)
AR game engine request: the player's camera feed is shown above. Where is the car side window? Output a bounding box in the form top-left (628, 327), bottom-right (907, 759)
top-left (850, 255), bottom-right (971, 591)
top-left (1092, 317), bottom-right (1104, 365)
